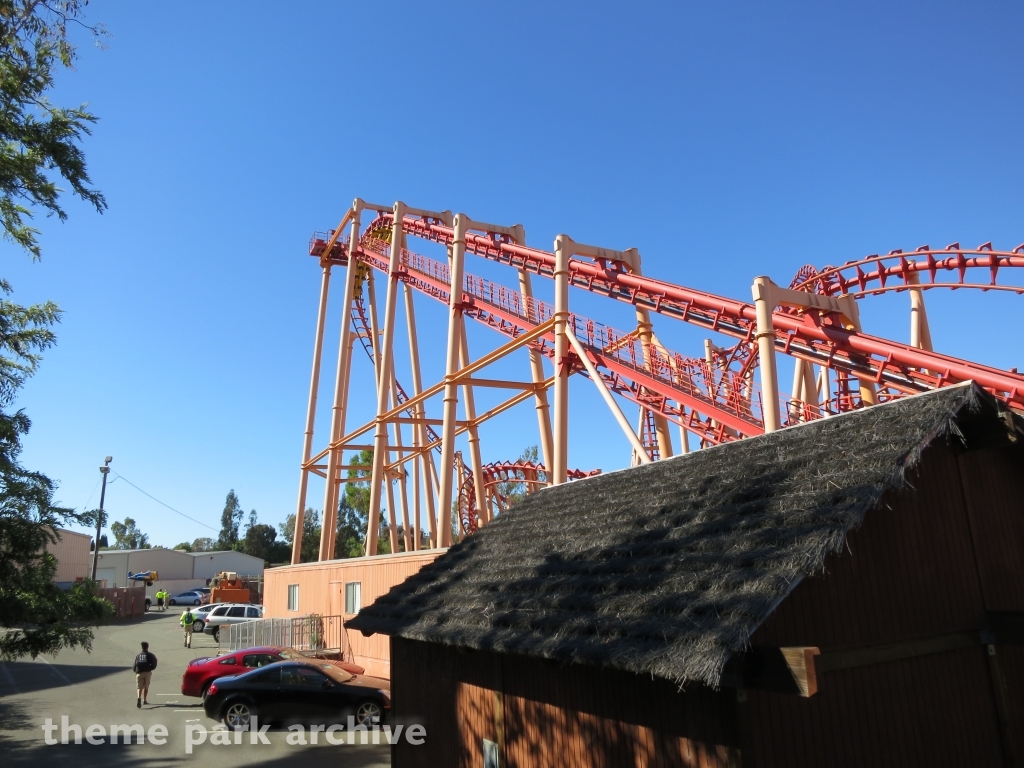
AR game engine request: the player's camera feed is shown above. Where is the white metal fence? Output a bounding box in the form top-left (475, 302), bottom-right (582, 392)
top-left (221, 614), bottom-right (346, 654)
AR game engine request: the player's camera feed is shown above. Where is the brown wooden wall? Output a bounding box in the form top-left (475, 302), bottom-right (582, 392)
top-left (387, 439), bottom-right (1024, 767)
top-left (746, 439), bottom-right (1024, 767)
top-left (391, 636), bottom-right (743, 767)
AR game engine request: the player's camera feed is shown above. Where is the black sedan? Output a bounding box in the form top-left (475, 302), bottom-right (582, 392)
top-left (203, 660), bottom-right (390, 729)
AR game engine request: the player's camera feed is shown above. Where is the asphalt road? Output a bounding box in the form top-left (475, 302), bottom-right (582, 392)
top-left (0, 610), bottom-right (391, 767)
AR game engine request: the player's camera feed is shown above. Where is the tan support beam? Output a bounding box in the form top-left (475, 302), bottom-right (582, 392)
top-left (752, 277), bottom-right (782, 433)
top-left (627, 251), bottom-right (673, 459)
top-left (565, 331), bottom-right (651, 463)
top-left (384, 384), bottom-right (551, 473)
top-left (458, 327), bottom-right (489, 525)
top-left (552, 236), bottom-right (572, 484)
top-left (365, 202), bottom-right (408, 556)
top-left (403, 283), bottom-right (435, 550)
top-left (307, 319), bottom-right (557, 468)
top-left (908, 272), bottom-right (934, 352)
top-left (390, 374), bottom-right (412, 552)
top-left (436, 215), bottom-right (471, 547)
top-left (315, 207), bottom-right (363, 562)
top-left (518, 267), bottom-right (554, 479)
top-left (293, 258), bottom-right (332, 565)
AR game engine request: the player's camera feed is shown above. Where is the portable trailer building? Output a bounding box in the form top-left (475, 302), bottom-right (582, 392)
top-left (349, 383), bottom-right (1024, 767)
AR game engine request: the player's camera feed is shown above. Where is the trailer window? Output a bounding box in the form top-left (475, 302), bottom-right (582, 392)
top-left (345, 582), bottom-right (361, 615)
top-left (287, 584), bottom-right (299, 612)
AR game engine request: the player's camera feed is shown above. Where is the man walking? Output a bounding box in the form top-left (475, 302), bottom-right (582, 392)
top-left (132, 641), bottom-right (158, 708)
top-left (180, 608), bottom-right (195, 648)
top-left (156, 589), bottom-right (166, 611)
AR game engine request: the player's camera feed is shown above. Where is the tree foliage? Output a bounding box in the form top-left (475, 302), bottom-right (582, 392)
top-left (278, 508), bottom-right (321, 564)
top-left (109, 516), bottom-right (148, 549)
top-left (495, 445), bottom-right (541, 511)
top-left (190, 537), bottom-right (215, 552)
top-left (216, 489), bottom-right (243, 550)
top-left (0, 0), bottom-right (107, 258)
top-left (0, 282), bottom-right (109, 660)
top-left (0, 1), bottom-right (110, 661)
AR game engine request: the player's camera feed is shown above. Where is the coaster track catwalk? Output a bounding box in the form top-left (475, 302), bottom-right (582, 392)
top-left (292, 198), bottom-right (1024, 563)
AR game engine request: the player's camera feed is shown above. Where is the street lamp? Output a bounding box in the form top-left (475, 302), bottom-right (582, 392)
top-left (90, 456), bottom-right (112, 581)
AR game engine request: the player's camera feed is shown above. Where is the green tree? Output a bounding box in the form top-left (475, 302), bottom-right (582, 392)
top-left (239, 522), bottom-right (287, 564)
top-left (0, 287), bottom-right (109, 659)
top-left (495, 445), bottom-right (542, 511)
top-left (0, 0), bottom-right (107, 258)
top-left (109, 517), bottom-right (148, 549)
top-left (278, 508), bottom-right (321, 564)
top-left (344, 450), bottom-right (391, 555)
top-left (334, 494), bottom-right (366, 559)
top-left (0, 1), bottom-right (111, 661)
top-left (173, 540), bottom-right (193, 552)
top-left (216, 490), bottom-right (243, 550)
top-left (191, 537), bottom-right (215, 552)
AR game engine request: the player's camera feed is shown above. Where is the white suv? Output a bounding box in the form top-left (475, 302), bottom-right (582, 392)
top-left (202, 603), bottom-right (263, 642)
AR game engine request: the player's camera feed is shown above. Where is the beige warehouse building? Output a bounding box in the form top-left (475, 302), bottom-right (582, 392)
top-left (46, 528), bottom-right (93, 587)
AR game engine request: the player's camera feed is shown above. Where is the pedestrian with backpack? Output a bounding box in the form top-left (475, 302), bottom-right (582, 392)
top-left (180, 608), bottom-right (195, 648)
top-left (132, 641), bottom-right (158, 708)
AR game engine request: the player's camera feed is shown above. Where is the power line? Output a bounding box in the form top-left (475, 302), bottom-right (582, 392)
top-left (110, 472), bottom-right (219, 532)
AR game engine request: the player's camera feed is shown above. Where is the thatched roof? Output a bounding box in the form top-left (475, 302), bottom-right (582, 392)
top-left (348, 383), bottom-right (1022, 688)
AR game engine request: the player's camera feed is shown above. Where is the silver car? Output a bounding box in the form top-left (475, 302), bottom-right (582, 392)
top-left (202, 603), bottom-right (263, 642)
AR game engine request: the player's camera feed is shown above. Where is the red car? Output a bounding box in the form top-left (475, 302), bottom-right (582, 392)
top-left (181, 646), bottom-right (365, 698)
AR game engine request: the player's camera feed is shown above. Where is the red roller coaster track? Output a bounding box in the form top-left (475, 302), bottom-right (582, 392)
top-left (295, 200), bottom-right (1023, 560)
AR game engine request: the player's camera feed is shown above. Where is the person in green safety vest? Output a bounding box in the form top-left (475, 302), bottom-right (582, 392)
top-left (180, 607), bottom-right (195, 648)
top-left (155, 589), bottom-right (165, 611)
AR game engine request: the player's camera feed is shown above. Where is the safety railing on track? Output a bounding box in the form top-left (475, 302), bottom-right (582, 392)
top-left (363, 235), bottom-right (769, 432)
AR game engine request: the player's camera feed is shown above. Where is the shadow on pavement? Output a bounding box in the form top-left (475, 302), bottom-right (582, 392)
top-left (2, 663), bottom-right (125, 694)
top-left (0, 736), bottom-right (391, 767)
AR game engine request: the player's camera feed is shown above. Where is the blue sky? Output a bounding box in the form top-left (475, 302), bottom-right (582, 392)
top-left (6, 1), bottom-right (1022, 548)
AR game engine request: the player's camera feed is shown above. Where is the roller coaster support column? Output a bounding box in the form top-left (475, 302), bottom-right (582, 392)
top-left (404, 284), bottom-right (436, 548)
top-left (754, 277), bottom-right (865, 432)
top-left (628, 251), bottom-right (673, 459)
top-left (908, 272), bottom-right (933, 351)
top-left (517, 265), bottom-right (555, 481)
top-left (366, 203), bottom-right (453, 555)
top-left (437, 213), bottom-right (471, 546)
top-left (365, 202), bottom-right (407, 556)
top-left (752, 277), bottom-right (782, 433)
top-left (390, 372), bottom-right (412, 551)
top-left (552, 236), bottom-right (572, 485)
top-left (307, 208), bottom-right (358, 563)
top-left (458, 327), bottom-right (488, 524)
top-left (293, 211), bottom-right (349, 564)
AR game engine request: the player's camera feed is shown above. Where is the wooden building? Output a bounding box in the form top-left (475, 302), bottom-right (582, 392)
top-left (349, 383), bottom-right (1024, 767)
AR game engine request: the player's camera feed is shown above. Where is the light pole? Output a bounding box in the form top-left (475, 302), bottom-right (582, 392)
top-left (90, 456), bottom-right (112, 581)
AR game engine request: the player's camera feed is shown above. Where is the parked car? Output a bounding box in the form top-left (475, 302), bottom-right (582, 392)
top-left (168, 590), bottom-right (206, 606)
top-left (203, 660), bottom-right (390, 729)
top-left (187, 603), bottom-right (219, 633)
top-left (202, 603), bottom-right (264, 642)
top-left (180, 646), bottom-right (365, 698)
